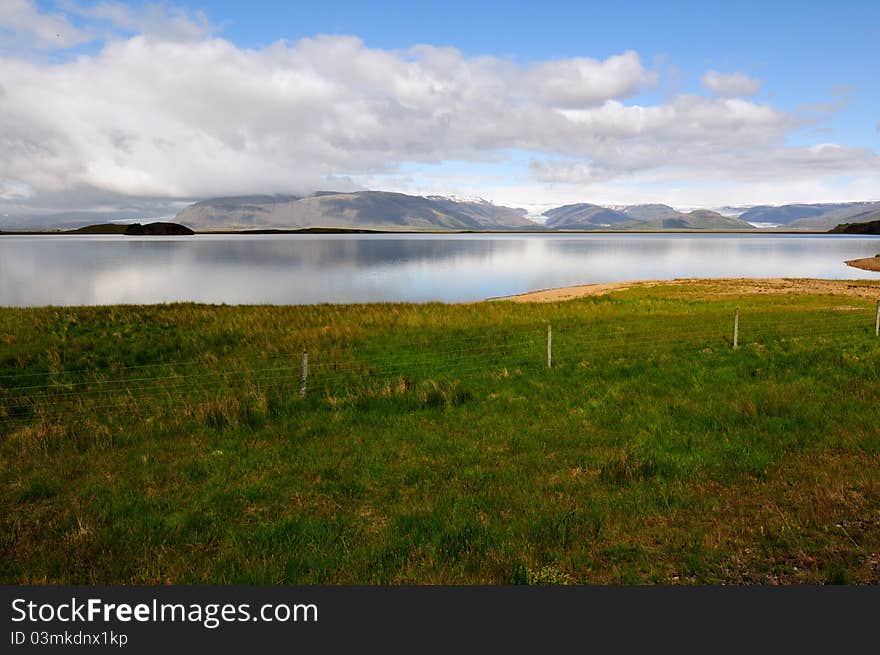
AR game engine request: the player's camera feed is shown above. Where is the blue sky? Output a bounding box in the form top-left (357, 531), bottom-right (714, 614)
top-left (3, 0), bottom-right (879, 220)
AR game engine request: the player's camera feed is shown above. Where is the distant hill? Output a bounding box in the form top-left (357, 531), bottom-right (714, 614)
top-left (174, 191), bottom-right (537, 231)
top-left (738, 202), bottom-right (880, 228)
top-left (619, 204), bottom-right (682, 221)
top-left (543, 204), bottom-right (752, 230)
top-left (542, 204), bottom-right (630, 228)
top-left (617, 210), bottom-right (753, 230)
top-left (829, 218), bottom-right (880, 234)
top-left (789, 204), bottom-right (880, 229)
top-left (171, 195), bottom-right (302, 229)
top-left (422, 196), bottom-right (534, 229)
top-left (739, 204), bottom-right (831, 225)
top-left (68, 222), bottom-right (194, 235)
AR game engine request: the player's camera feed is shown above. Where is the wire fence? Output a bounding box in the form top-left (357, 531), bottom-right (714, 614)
top-left (2, 301), bottom-right (879, 434)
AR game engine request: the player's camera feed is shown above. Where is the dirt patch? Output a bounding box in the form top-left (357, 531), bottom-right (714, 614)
top-left (489, 279), bottom-right (670, 302)
top-left (495, 277), bottom-right (880, 303)
top-left (846, 257), bottom-right (880, 273)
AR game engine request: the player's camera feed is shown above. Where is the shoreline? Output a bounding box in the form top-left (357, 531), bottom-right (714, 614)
top-left (846, 256), bottom-right (880, 273)
top-left (0, 228), bottom-right (850, 236)
top-left (2, 277), bottom-right (879, 310)
top-left (493, 277), bottom-right (880, 303)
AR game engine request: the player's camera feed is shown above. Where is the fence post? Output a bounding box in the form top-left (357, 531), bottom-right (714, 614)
top-left (875, 299), bottom-right (879, 337)
top-left (733, 308), bottom-right (740, 350)
top-left (547, 324), bottom-right (552, 369)
top-left (300, 349), bottom-right (308, 398)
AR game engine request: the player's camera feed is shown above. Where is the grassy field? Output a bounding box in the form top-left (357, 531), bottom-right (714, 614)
top-left (2, 280), bottom-right (880, 584)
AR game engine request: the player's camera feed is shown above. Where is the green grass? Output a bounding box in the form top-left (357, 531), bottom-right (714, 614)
top-left (2, 281), bottom-right (880, 584)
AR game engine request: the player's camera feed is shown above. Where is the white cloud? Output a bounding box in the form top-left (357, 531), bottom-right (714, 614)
top-left (0, 2), bottom-right (878, 223)
top-left (0, 33), bottom-right (660, 201)
top-left (529, 143), bottom-right (880, 188)
top-left (701, 70), bottom-right (763, 97)
top-left (525, 51), bottom-right (656, 107)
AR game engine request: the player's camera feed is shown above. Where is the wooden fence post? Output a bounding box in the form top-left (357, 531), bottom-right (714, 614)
top-left (733, 308), bottom-right (740, 350)
top-left (547, 324), bottom-right (552, 369)
top-left (300, 350), bottom-right (308, 398)
top-left (874, 298), bottom-right (880, 337)
top-left (875, 299), bottom-right (879, 337)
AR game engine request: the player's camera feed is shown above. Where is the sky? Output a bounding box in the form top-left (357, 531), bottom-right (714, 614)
top-left (1, 0), bottom-right (879, 224)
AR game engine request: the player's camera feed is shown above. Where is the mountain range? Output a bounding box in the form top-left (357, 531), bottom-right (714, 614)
top-left (175, 193), bottom-right (880, 232)
top-left (175, 191), bottom-right (880, 231)
top-left (736, 202), bottom-right (880, 228)
top-left (543, 203), bottom-right (755, 230)
top-left (3, 192), bottom-right (880, 232)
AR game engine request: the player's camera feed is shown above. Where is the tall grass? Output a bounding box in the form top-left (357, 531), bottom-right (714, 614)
top-left (1, 281), bottom-right (879, 583)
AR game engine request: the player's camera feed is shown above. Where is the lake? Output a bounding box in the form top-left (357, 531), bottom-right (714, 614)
top-left (1, 233), bottom-right (878, 306)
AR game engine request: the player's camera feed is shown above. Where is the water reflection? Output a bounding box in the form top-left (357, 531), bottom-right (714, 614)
top-left (0, 233), bottom-right (877, 306)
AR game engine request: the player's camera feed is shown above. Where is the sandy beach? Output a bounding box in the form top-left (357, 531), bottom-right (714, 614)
top-left (846, 256), bottom-right (880, 273)
top-left (495, 277), bottom-right (880, 302)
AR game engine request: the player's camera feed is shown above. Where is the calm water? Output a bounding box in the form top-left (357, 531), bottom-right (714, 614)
top-left (1, 233), bottom-right (878, 306)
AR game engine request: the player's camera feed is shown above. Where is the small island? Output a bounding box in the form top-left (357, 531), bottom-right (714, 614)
top-left (69, 222), bottom-right (195, 236)
top-left (830, 219), bottom-right (880, 235)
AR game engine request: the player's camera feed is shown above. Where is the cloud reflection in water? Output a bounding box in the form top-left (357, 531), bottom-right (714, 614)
top-left (1, 233), bottom-right (878, 307)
